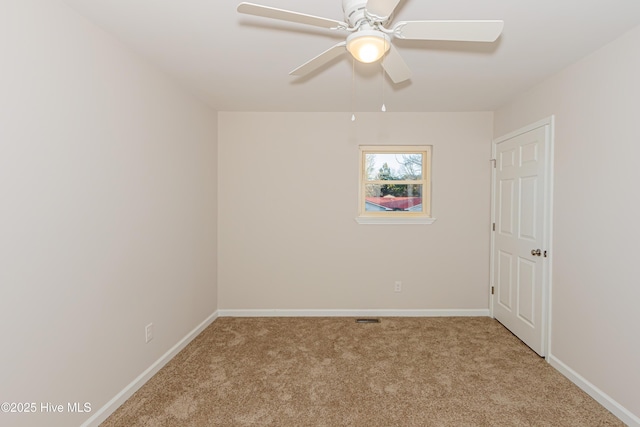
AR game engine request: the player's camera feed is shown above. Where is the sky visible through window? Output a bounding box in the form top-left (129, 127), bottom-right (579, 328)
top-left (365, 153), bottom-right (423, 181)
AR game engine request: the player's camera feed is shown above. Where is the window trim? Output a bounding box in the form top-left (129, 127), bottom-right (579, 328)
top-left (356, 145), bottom-right (435, 225)
top-left (355, 216), bottom-right (437, 225)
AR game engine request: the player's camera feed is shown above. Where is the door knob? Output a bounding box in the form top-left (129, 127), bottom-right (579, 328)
top-left (531, 249), bottom-right (541, 256)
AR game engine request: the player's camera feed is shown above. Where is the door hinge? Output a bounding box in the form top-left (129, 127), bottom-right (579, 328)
top-left (490, 159), bottom-right (496, 168)
top-left (491, 286), bottom-right (495, 295)
top-left (492, 222), bottom-right (495, 231)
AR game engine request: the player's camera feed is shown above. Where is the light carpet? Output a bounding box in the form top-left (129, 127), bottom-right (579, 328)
top-left (101, 317), bottom-right (622, 426)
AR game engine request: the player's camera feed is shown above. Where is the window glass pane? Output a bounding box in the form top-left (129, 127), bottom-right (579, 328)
top-left (365, 184), bottom-right (423, 212)
top-left (365, 153), bottom-right (423, 181)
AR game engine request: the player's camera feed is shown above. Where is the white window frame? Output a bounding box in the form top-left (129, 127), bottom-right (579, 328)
top-left (356, 145), bottom-right (436, 225)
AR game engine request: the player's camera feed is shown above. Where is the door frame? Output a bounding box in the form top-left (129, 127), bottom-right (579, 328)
top-left (489, 116), bottom-right (555, 359)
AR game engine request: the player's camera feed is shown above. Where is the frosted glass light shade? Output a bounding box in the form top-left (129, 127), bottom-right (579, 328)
top-left (346, 31), bottom-right (391, 63)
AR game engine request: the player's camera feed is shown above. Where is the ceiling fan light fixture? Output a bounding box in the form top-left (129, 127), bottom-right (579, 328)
top-left (346, 30), bottom-right (390, 63)
top-left (237, 1), bottom-right (504, 84)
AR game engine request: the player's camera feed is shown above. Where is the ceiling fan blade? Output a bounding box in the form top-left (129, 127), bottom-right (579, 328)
top-left (394, 20), bottom-right (504, 42)
top-left (381, 44), bottom-right (411, 84)
top-left (238, 3), bottom-right (348, 29)
top-left (365, 0), bottom-right (402, 21)
top-left (290, 42), bottom-right (347, 77)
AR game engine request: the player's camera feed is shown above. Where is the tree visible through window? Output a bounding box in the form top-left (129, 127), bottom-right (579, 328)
top-left (359, 146), bottom-right (431, 217)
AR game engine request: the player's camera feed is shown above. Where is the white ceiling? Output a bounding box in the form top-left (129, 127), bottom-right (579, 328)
top-left (63, 0), bottom-right (640, 112)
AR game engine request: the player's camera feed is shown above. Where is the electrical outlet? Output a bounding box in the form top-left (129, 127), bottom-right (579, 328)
top-left (394, 281), bottom-right (402, 292)
top-left (145, 323), bottom-right (154, 343)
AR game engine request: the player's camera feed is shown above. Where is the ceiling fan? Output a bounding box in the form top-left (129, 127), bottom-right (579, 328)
top-left (237, 0), bottom-right (504, 84)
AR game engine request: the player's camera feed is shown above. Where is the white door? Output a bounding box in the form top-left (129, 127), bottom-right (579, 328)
top-left (491, 120), bottom-right (552, 356)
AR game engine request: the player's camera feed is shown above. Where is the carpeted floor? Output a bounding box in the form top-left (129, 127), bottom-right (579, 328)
top-left (101, 317), bottom-right (623, 426)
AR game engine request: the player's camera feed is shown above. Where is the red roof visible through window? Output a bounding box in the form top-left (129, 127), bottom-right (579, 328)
top-left (366, 196), bottom-right (422, 211)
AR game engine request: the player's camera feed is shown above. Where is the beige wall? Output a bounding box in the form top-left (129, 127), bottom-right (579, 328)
top-left (218, 112), bottom-right (493, 312)
top-left (0, 1), bottom-right (218, 426)
top-left (494, 25), bottom-right (640, 422)
top-left (5, 0), bottom-right (636, 424)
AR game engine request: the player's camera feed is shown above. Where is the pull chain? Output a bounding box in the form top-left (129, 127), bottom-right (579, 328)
top-left (381, 38), bottom-right (387, 112)
top-left (351, 57), bottom-right (356, 121)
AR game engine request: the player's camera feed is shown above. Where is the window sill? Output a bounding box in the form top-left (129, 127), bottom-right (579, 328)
top-left (354, 216), bottom-right (437, 225)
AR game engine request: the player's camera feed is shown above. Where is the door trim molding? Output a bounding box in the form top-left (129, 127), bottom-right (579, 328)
top-left (490, 116), bottom-right (555, 359)
top-left (493, 116), bottom-right (554, 144)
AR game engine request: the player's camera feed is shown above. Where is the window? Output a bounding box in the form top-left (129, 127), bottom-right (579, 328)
top-left (356, 145), bottom-right (434, 224)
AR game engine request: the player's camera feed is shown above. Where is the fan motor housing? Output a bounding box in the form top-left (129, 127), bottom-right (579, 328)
top-left (343, 0), bottom-right (384, 27)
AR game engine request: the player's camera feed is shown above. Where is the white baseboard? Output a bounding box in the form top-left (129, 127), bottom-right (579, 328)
top-left (218, 309), bottom-right (490, 317)
top-left (80, 310), bottom-right (639, 427)
top-left (548, 354), bottom-right (640, 427)
top-left (81, 311), bottom-right (219, 427)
